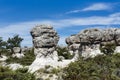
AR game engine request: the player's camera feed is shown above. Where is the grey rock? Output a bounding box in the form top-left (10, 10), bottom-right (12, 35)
top-left (13, 47), bottom-right (21, 53)
top-left (58, 56), bottom-right (65, 61)
top-left (30, 24), bottom-right (59, 57)
top-left (21, 47), bottom-right (29, 52)
top-left (66, 28), bottom-right (120, 58)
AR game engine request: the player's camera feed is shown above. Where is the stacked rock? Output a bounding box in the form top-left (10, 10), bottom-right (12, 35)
top-left (66, 28), bottom-right (120, 57)
top-left (30, 24), bottom-right (59, 58)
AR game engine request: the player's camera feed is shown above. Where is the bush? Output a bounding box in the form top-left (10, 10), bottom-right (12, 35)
top-left (100, 43), bottom-right (116, 55)
top-left (6, 48), bottom-right (35, 66)
top-left (0, 66), bottom-right (35, 80)
top-left (56, 46), bottom-right (74, 59)
top-left (0, 37), bottom-right (8, 56)
top-left (6, 35), bottom-right (23, 54)
top-left (62, 53), bottom-right (120, 80)
top-left (51, 68), bottom-right (60, 75)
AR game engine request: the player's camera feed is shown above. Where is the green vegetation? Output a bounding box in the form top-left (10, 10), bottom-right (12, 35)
top-left (0, 37), bottom-right (8, 56)
top-left (56, 46), bottom-right (74, 59)
top-left (0, 35), bottom-right (35, 66)
top-left (51, 68), bottom-right (61, 75)
top-left (6, 35), bottom-right (23, 54)
top-left (0, 66), bottom-right (35, 80)
top-left (62, 53), bottom-right (120, 80)
top-left (6, 48), bottom-right (35, 66)
top-left (0, 35), bottom-right (23, 56)
top-left (100, 43), bottom-right (116, 55)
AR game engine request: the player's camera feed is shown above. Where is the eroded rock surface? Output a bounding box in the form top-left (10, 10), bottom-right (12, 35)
top-left (29, 25), bottom-right (61, 72)
top-left (30, 24), bottom-right (59, 57)
top-left (66, 28), bottom-right (120, 58)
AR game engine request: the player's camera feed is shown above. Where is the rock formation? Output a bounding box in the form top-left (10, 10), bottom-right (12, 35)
top-left (30, 24), bottom-right (59, 58)
top-left (29, 24), bottom-right (60, 72)
top-left (12, 47), bottom-right (24, 58)
top-left (29, 25), bottom-right (120, 73)
top-left (66, 28), bottom-right (120, 58)
top-left (29, 25), bottom-right (78, 73)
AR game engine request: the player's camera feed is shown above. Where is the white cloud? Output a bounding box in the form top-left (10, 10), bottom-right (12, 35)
top-left (82, 3), bottom-right (111, 11)
top-left (0, 12), bottom-right (120, 47)
top-left (66, 3), bottom-right (111, 14)
top-left (65, 10), bottom-right (81, 14)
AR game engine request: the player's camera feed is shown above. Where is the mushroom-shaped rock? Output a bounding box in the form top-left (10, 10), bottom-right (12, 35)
top-left (30, 24), bottom-right (59, 57)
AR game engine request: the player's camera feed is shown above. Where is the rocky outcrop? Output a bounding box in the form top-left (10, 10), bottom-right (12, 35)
top-left (30, 24), bottom-right (59, 58)
top-left (29, 25), bottom-right (120, 73)
top-left (29, 25), bottom-right (77, 73)
top-left (66, 28), bottom-right (120, 58)
top-left (29, 25), bottom-right (60, 72)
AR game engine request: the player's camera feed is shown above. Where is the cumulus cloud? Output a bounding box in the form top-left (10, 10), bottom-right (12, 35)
top-left (0, 12), bottom-right (120, 46)
top-left (66, 3), bottom-right (111, 14)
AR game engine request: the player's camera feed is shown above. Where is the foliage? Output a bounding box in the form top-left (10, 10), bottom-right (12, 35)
top-left (0, 66), bottom-right (35, 80)
top-left (6, 48), bottom-right (35, 66)
top-left (100, 43), bottom-right (116, 55)
top-left (0, 37), bottom-right (7, 49)
top-left (62, 53), bottom-right (120, 80)
top-left (56, 46), bottom-right (74, 59)
top-left (6, 35), bottom-right (23, 53)
top-left (0, 37), bottom-right (8, 56)
top-left (51, 68), bottom-right (61, 75)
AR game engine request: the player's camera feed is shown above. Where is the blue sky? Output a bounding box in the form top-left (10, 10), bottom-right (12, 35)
top-left (0, 0), bottom-right (120, 46)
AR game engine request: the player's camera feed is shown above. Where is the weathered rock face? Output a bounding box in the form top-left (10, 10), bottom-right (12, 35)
top-left (12, 47), bottom-right (24, 58)
top-left (66, 28), bottom-right (120, 57)
top-left (30, 25), bottom-right (59, 57)
top-left (29, 25), bottom-right (61, 72)
top-left (29, 25), bottom-right (77, 73)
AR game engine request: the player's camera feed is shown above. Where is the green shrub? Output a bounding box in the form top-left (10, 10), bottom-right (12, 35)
top-left (0, 37), bottom-right (9, 56)
top-left (6, 35), bottom-right (23, 54)
top-left (45, 78), bottom-right (50, 80)
top-left (56, 46), bottom-right (74, 59)
top-left (6, 48), bottom-right (35, 66)
top-left (0, 66), bottom-right (35, 80)
top-left (51, 68), bottom-right (60, 75)
top-left (62, 53), bottom-right (120, 80)
top-left (100, 43), bottom-right (116, 55)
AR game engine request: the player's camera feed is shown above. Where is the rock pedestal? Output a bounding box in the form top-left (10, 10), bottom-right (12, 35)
top-left (66, 28), bottom-right (120, 58)
top-left (30, 24), bottom-right (59, 58)
top-left (29, 25), bottom-right (60, 72)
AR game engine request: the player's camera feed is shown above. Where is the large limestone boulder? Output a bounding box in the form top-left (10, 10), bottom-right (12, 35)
top-left (66, 28), bottom-right (120, 58)
top-left (30, 24), bottom-right (59, 57)
top-left (29, 25), bottom-right (60, 72)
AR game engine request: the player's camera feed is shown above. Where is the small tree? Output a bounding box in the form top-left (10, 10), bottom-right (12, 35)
top-left (6, 35), bottom-right (23, 53)
top-left (0, 37), bottom-right (7, 57)
top-left (100, 43), bottom-right (116, 55)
